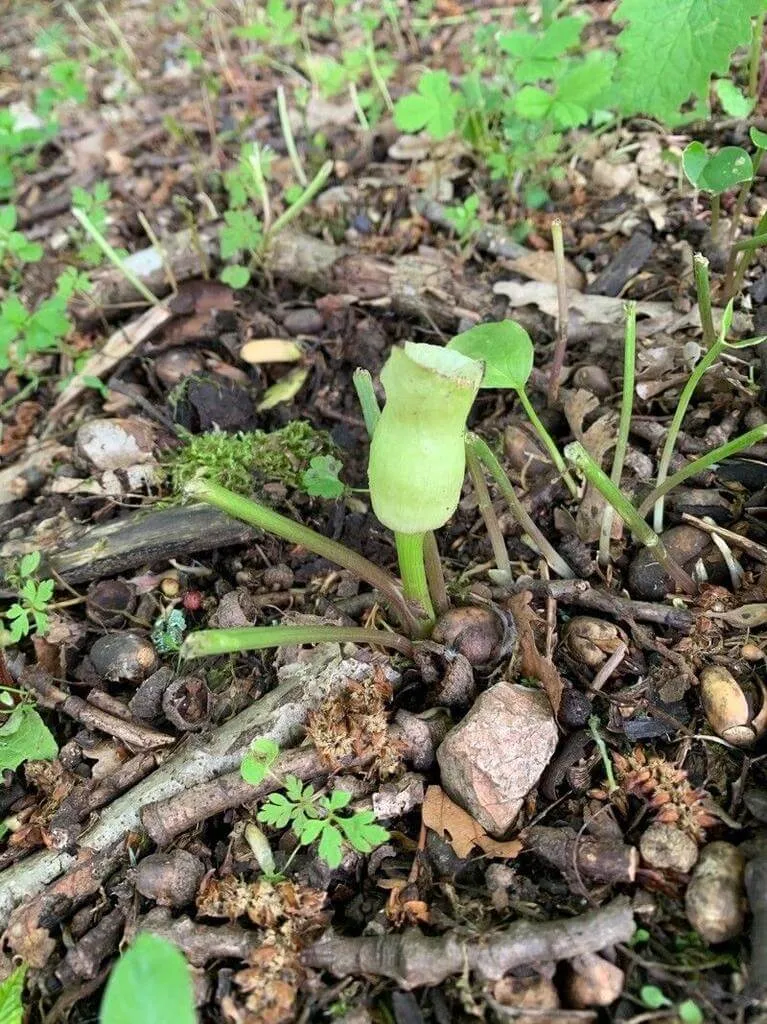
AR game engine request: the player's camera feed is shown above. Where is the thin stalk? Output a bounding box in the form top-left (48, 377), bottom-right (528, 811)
top-left (516, 388), bottom-right (578, 498)
top-left (181, 624), bottom-right (414, 660)
top-left (652, 338), bottom-right (724, 533)
top-left (277, 86), bottom-right (307, 187)
top-left (185, 477), bottom-right (417, 635)
top-left (466, 433), bottom-right (574, 579)
top-left (728, 183), bottom-right (750, 245)
top-left (349, 83), bottom-right (370, 132)
top-left (136, 211), bottom-right (177, 294)
top-left (589, 715), bottom-right (618, 794)
top-left (394, 532), bottom-right (435, 633)
top-left (565, 442), bottom-right (696, 595)
top-left (366, 42), bottom-right (394, 112)
top-left (548, 218), bottom-right (569, 405)
top-left (750, 12), bottom-right (765, 98)
top-left (598, 301), bottom-right (636, 567)
top-left (352, 368), bottom-right (381, 436)
top-left (465, 443), bottom-right (512, 583)
top-left (639, 423), bottom-right (767, 518)
top-left (71, 208), bottom-right (162, 307)
top-left (266, 159), bottom-right (332, 240)
top-left (732, 231), bottom-right (767, 253)
top-left (423, 532), bottom-right (449, 615)
top-left (728, 210), bottom-right (767, 299)
top-left (693, 254), bottom-right (716, 345)
top-left (248, 146), bottom-right (271, 233)
top-left (710, 194), bottom-right (721, 245)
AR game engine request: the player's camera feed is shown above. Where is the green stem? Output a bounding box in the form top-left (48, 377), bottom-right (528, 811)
top-left (352, 368), bottom-right (381, 436)
top-left (548, 217), bottom-right (568, 405)
top-left (750, 12), bottom-right (765, 98)
top-left (693, 253), bottom-right (716, 346)
top-left (277, 85), bottom-right (307, 187)
top-left (589, 715), bottom-right (618, 794)
top-left (181, 624), bottom-right (414, 660)
top-left (728, 210), bottom-right (767, 299)
top-left (465, 443), bottom-right (512, 583)
top-left (366, 40), bottom-right (394, 112)
top-left (599, 301), bottom-right (636, 568)
top-left (71, 208), bottom-right (162, 307)
top-left (710, 194), bottom-right (721, 245)
top-left (394, 532), bottom-right (435, 633)
top-left (265, 160), bottom-right (332, 241)
top-left (565, 442), bottom-right (696, 595)
top-left (728, 183), bottom-right (750, 245)
top-left (185, 478), bottom-right (417, 635)
top-left (639, 423), bottom-right (767, 518)
top-left (652, 338), bottom-right (724, 533)
top-left (732, 231), bottom-right (767, 253)
top-left (466, 433), bottom-right (574, 579)
top-left (516, 388), bottom-right (578, 498)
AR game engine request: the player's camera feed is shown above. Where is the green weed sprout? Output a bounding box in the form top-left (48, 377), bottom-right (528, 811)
top-left (2, 551), bottom-right (54, 644)
top-left (652, 288), bottom-right (766, 533)
top-left (368, 343), bottom-right (483, 630)
top-left (448, 320), bottom-right (578, 497)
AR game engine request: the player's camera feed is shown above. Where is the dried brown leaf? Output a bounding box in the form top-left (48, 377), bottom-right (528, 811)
top-left (506, 591), bottom-right (564, 715)
top-left (422, 785), bottom-right (522, 859)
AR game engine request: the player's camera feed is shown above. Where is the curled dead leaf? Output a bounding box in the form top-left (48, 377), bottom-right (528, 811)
top-left (422, 785), bottom-right (522, 860)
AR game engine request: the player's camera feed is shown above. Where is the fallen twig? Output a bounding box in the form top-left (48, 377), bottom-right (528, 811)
top-left (303, 897), bottom-right (634, 988)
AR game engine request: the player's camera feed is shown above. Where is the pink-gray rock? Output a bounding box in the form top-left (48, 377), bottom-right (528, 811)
top-left (436, 682), bottom-right (558, 837)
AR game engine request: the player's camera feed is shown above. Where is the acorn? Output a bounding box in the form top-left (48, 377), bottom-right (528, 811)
top-left (85, 579), bottom-right (137, 629)
top-left (699, 666), bottom-right (767, 748)
top-left (563, 617), bottom-right (627, 670)
top-left (685, 842), bottom-right (746, 943)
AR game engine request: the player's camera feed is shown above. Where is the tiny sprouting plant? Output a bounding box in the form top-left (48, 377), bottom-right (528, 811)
top-left (301, 455), bottom-right (346, 499)
top-left (71, 181), bottom-right (111, 265)
top-left (443, 194), bottom-right (482, 245)
top-left (0, 206), bottom-right (43, 271)
top-left (100, 933), bottom-right (196, 1024)
top-left (2, 552), bottom-right (54, 644)
top-left (0, 290), bottom-right (72, 372)
top-left (0, 696), bottom-right (58, 775)
top-left (241, 738), bottom-right (389, 869)
top-left (639, 986), bottom-right (703, 1024)
top-left (234, 0), bottom-right (299, 49)
top-left (394, 69), bottom-right (460, 139)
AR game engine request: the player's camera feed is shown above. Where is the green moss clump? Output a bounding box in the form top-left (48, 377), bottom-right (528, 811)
top-left (166, 421), bottom-right (337, 497)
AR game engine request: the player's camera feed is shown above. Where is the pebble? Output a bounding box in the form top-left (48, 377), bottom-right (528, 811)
top-left (685, 841), bottom-right (746, 943)
top-left (135, 850), bottom-right (204, 907)
top-left (89, 633), bottom-right (158, 684)
top-left (639, 823), bottom-right (698, 873)
top-left (282, 308), bottom-right (324, 336)
top-left (75, 418), bottom-right (156, 472)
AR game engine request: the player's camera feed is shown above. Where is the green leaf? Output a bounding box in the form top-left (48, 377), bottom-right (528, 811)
top-left (302, 455), bottom-right (345, 498)
top-left (612, 0), bottom-right (765, 123)
top-left (640, 985), bottom-right (672, 1010)
top-left (219, 210), bottom-right (262, 259)
top-left (0, 705), bottom-right (58, 772)
top-left (513, 85), bottom-right (553, 121)
top-left (682, 141), bottom-right (709, 187)
top-left (448, 320), bottom-right (534, 390)
top-left (0, 963), bottom-right (26, 1024)
top-left (393, 70), bottom-right (459, 139)
top-left (100, 934), bottom-right (196, 1024)
top-left (0, 205), bottom-right (16, 231)
top-left (715, 78), bottom-right (755, 117)
top-left (325, 789), bottom-right (352, 811)
top-left (220, 265), bottom-right (250, 289)
top-left (337, 809), bottom-right (389, 853)
top-left (317, 822), bottom-right (344, 867)
top-left (698, 146), bottom-right (752, 192)
top-left (284, 774), bottom-right (305, 802)
top-left (240, 738), bottom-right (279, 786)
top-left (258, 794), bottom-right (295, 829)
top-left (19, 551), bottom-right (41, 577)
top-left (678, 1000), bottom-right (704, 1024)
top-left (297, 817), bottom-right (325, 845)
top-left (751, 126), bottom-right (767, 150)
top-left (256, 366), bottom-right (309, 411)
top-left (35, 579), bottom-right (54, 604)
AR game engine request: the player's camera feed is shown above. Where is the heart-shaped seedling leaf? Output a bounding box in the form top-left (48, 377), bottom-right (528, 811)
top-left (751, 126), bottom-right (767, 150)
top-left (698, 146), bottom-right (752, 193)
top-left (448, 320), bottom-right (534, 390)
top-left (682, 141), bottom-right (709, 187)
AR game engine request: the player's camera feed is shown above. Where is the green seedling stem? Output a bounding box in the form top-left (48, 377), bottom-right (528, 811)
top-left (732, 231), bottom-right (767, 253)
top-left (727, 210), bottom-right (767, 299)
top-left (693, 254), bottom-right (716, 346)
top-left (465, 442), bottom-right (512, 583)
top-left (599, 301), bottom-right (636, 568)
top-left (466, 433), bottom-right (574, 579)
top-left (266, 160), bottom-right (333, 240)
top-left (394, 532), bottom-right (435, 633)
top-left (548, 218), bottom-right (569, 406)
top-left (277, 86), bottom-right (308, 187)
top-left (71, 208), bottom-right (162, 308)
top-left (352, 368), bottom-right (381, 436)
top-left (185, 477), bottom-right (418, 635)
top-left (248, 146), bottom-right (272, 233)
top-left (181, 624), bottom-right (414, 660)
top-left (710, 194), bottom-right (721, 246)
top-left (565, 442), bottom-right (696, 595)
top-left (349, 83), bottom-right (370, 132)
top-left (589, 715), bottom-right (618, 794)
top-left (652, 336), bottom-right (725, 534)
top-left (639, 423), bottom-right (767, 518)
top-left (515, 388), bottom-right (578, 498)
top-left (366, 41), bottom-right (394, 112)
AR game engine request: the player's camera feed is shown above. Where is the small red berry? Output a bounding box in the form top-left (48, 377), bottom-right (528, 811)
top-left (183, 590), bottom-right (203, 612)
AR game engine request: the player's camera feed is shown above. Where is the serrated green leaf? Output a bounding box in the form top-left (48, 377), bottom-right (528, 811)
top-left (0, 963), bottom-right (26, 1024)
top-left (393, 70), bottom-right (459, 139)
top-left (19, 551), bottom-right (40, 576)
top-left (318, 822), bottom-right (344, 867)
top-left (297, 817), bottom-right (325, 845)
top-left (613, 0), bottom-right (765, 123)
top-left (284, 775), bottom-right (305, 802)
top-left (100, 934), bottom-right (195, 1024)
top-left (715, 78), bottom-right (755, 117)
top-left (35, 579), bottom-right (54, 604)
top-left (513, 85), bottom-right (553, 120)
top-left (302, 455), bottom-right (345, 498)
top-left (0, 705), bottom-right (57, 772)
top-left (337, 811), bottom-right (389, 854)
top-left (326, 789), bottom-right (352, 811)
top-left (448, 321), bottom-right (534, 390)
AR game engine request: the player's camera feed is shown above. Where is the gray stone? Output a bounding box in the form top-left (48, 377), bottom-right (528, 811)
top-left (90, 633), bottom-right (158, 684)
top-left (76, 418), bottom-right (156, 472)
top-left (283, 308), bottom-right (324, 335)
top-left (437, 682), bottom-right (558, 837)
